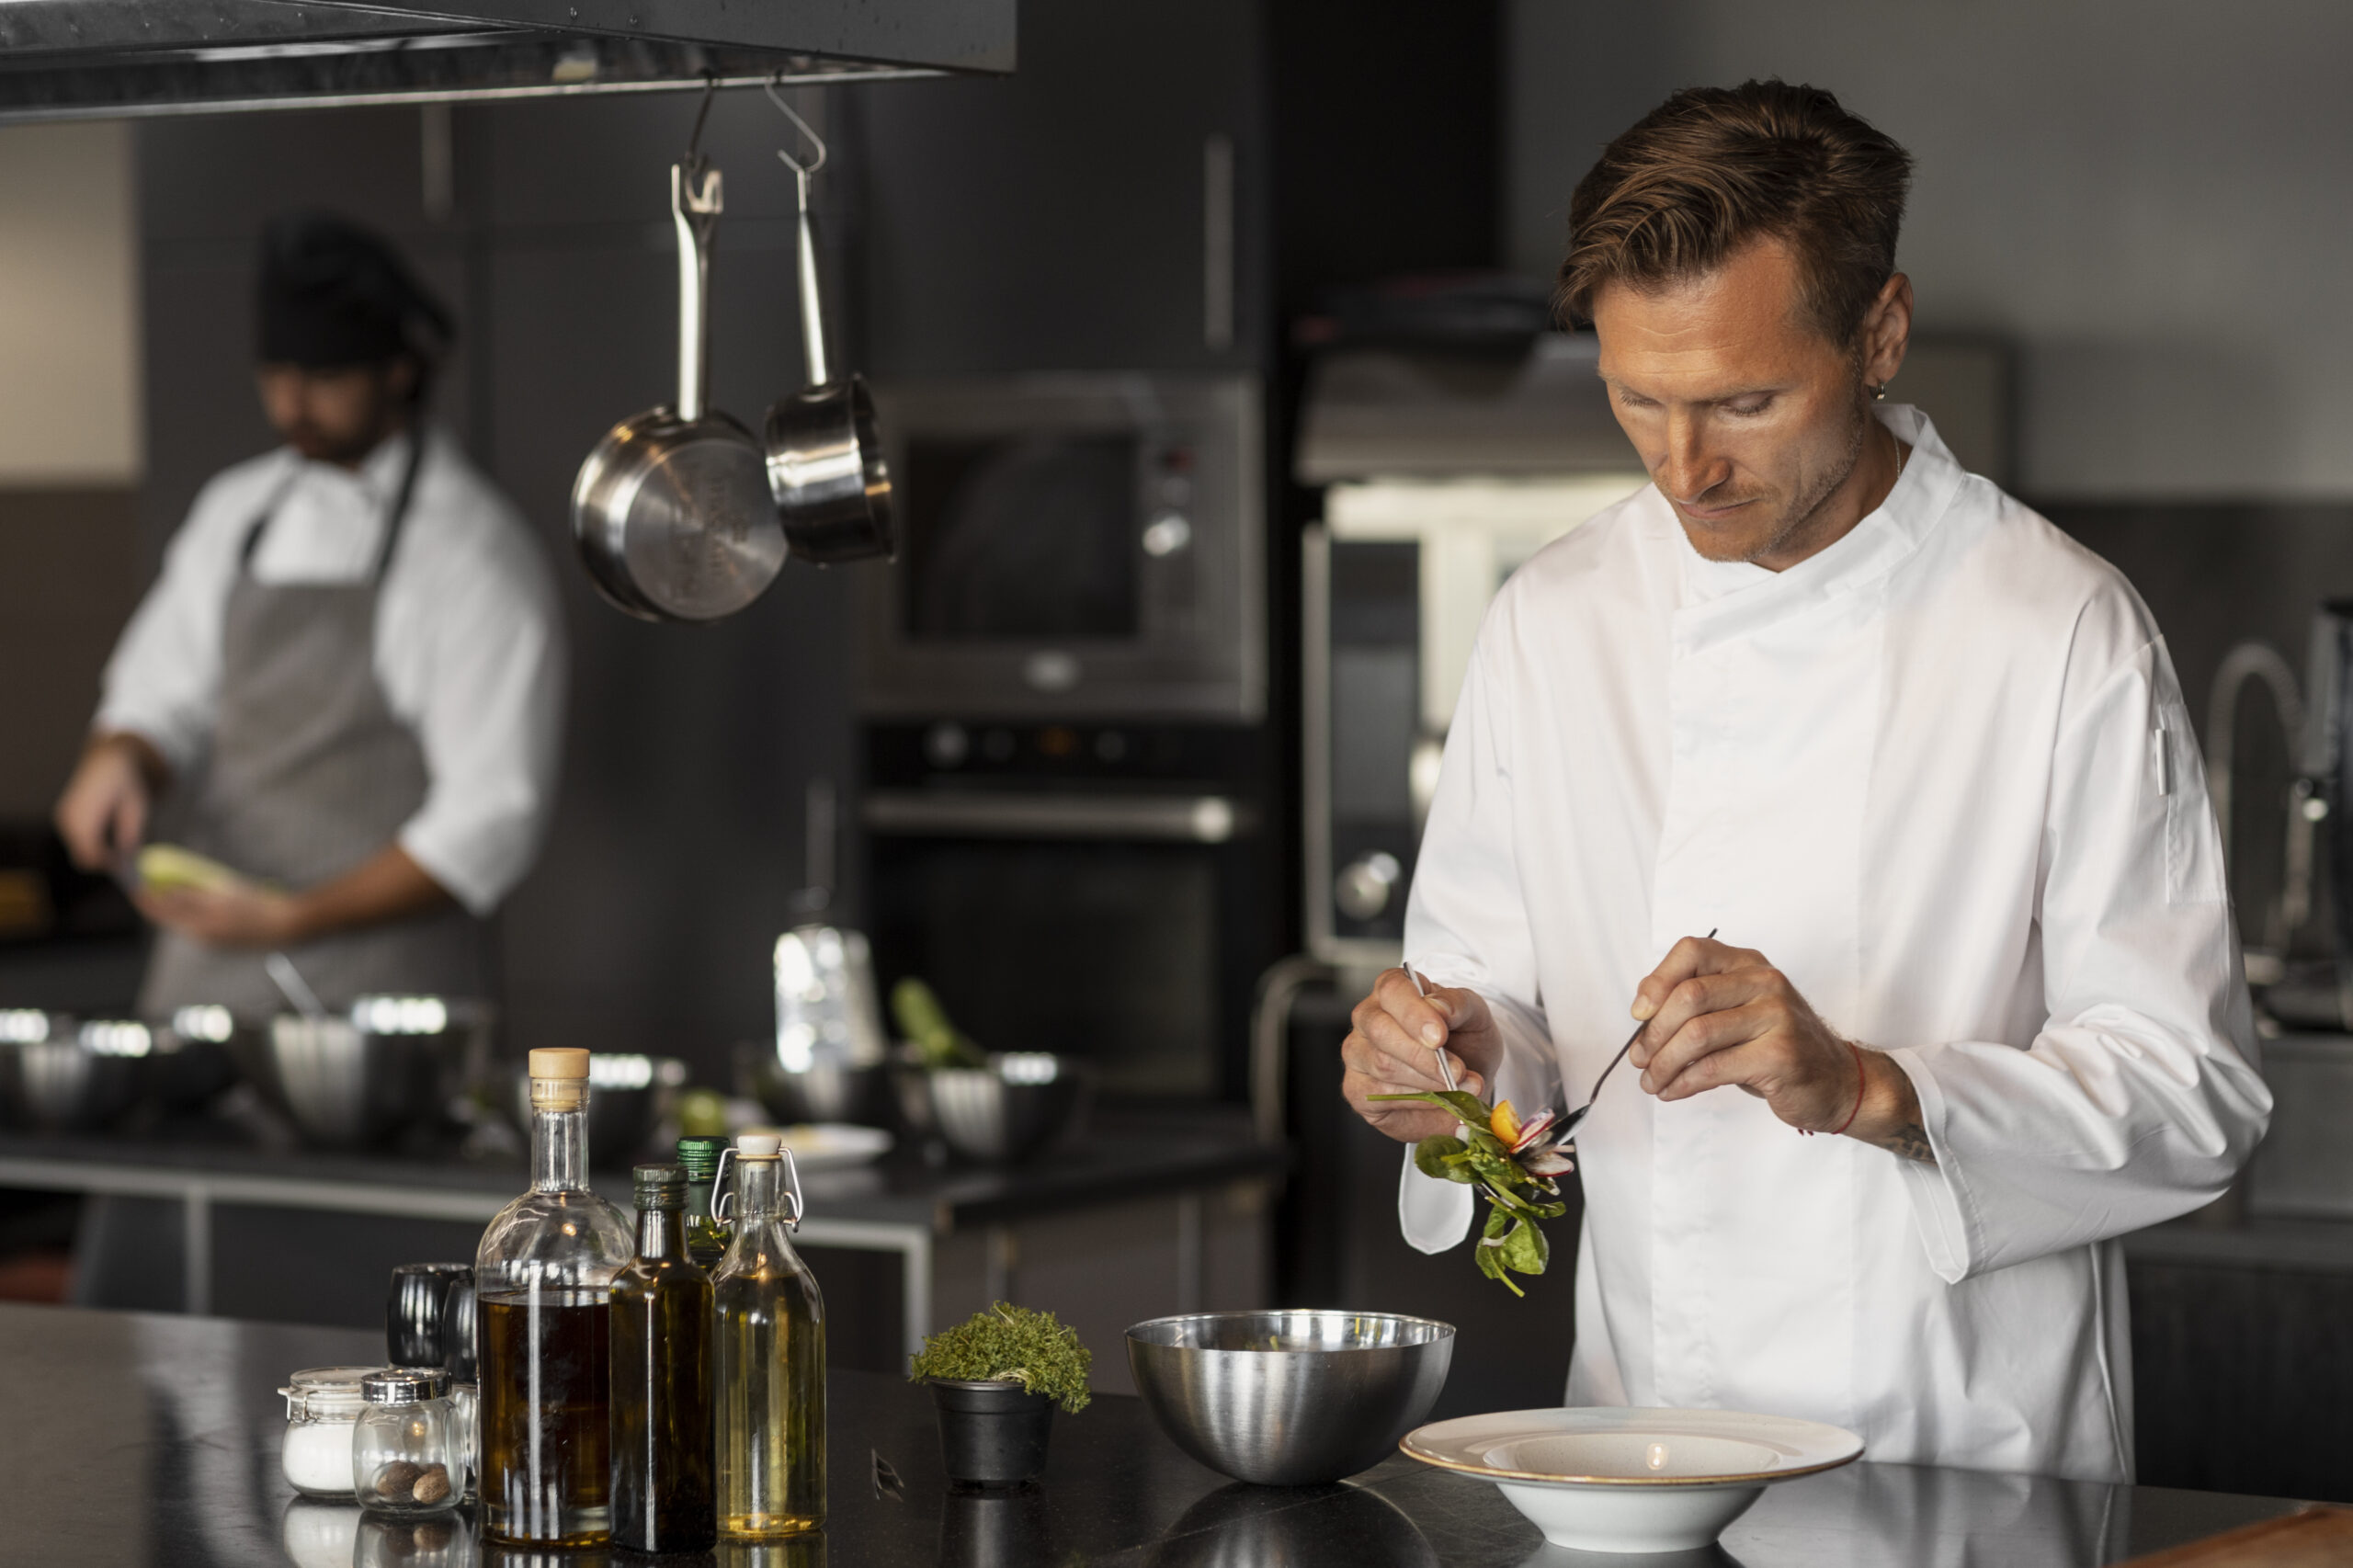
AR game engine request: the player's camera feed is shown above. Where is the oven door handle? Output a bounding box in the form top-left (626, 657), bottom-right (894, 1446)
top-left (861, 790), bottom-right (1251, 844)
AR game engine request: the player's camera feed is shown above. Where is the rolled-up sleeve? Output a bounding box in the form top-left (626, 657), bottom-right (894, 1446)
top-left (391, 495), bottom-right (567, 916)
top-left (1396, 612), bottom-right (1562, 1254)
top-left (1887, 630), bottom-right (2271, 1282)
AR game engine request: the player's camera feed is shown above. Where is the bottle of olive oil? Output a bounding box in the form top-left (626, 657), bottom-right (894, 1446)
top-left (610, 1163), bottom-right (714, 1552)
top-left (712, 1132), bottom-right (826, 1540)
top-left (473, 1048), bottom-right (634, 1547)
top-left (676, 1135), bottom-right (731, 1269)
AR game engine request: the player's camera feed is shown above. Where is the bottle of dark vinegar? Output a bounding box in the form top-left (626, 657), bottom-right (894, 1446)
top-left (473, 1049), bottom-right (634, 1547)
top-left (610, 1163), bottom-right (715, 1552)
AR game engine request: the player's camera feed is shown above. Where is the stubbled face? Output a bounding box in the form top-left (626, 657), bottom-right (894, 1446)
top-left (1593, 237), bottom-right (1889, 570)
top-left (256, 360), bottom-right (414, 468)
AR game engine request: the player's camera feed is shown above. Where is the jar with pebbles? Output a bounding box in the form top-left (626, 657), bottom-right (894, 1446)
top-left (352, 1369), bottom-right (460, 1517)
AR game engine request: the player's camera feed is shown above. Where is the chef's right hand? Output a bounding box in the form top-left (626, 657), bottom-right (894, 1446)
top-left (1342, 968), bottom-right (1502, 1143)
top-left (54, 732), bottom-right (163, 872)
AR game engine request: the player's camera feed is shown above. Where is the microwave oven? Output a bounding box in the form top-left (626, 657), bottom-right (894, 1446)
top-left (856, 373), bottom-right (1264, 722)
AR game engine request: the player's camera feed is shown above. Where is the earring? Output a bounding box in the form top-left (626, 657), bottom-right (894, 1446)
top-left (1873, 382), bottom-right (1889, 402)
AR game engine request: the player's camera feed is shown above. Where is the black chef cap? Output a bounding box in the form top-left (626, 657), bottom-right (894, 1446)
top-left (256, 211), bottom-right (452, 370)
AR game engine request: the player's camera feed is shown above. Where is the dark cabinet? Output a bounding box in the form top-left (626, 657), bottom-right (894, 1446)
top-left (851, 0), bottom-right (1269, 377)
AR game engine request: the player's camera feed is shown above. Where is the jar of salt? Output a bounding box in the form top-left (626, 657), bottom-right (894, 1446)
top-left (352, 1369), bottom-right (460, 1517)
top-left (279, 1366), bottom-right (376, 1498)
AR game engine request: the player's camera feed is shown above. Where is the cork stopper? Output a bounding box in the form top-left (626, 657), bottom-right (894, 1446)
top-left (529, 1047), bottom-right (591, 1112)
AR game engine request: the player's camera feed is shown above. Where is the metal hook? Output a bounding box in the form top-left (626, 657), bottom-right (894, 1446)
top-left (765, 74), bottom-right (827, 178)
top-left (712, 1144), bottom-right (803, 1231)
top-left (684, 74), bottom-right (718, 165)
top-left (713, 1144), bottom-right (739, 1224)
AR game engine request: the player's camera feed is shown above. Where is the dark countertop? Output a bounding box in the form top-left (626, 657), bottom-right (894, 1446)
top-left (0, 1301), bottom-right (2307, 1567)
top-left (2122, 1210), bottom-right (2353, 1275)
top-left (0, 1107), bottom-right (1286, 1233)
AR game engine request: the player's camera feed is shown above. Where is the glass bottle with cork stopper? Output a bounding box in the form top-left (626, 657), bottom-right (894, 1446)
top-left (473, 1046), bottom-right (634, 1546)
top-left (713, 1131), bottom-right (827, 1540)
top-left (676, 1135), bottom-right (731, 1268)
top-left (610, 1162), bottom-right (715, 1552)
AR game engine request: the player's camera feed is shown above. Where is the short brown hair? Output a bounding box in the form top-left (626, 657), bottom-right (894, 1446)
top-left (1558, 80), bottom-right (1913, 344)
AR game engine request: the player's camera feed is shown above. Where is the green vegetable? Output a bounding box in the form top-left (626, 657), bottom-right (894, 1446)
top-left (892, 977), bottom-right (987, 1069)
top-left (1370, 1089), bottom-right (1572, 1297)
top-left (909, 1301), bottom-right (1093, 1414)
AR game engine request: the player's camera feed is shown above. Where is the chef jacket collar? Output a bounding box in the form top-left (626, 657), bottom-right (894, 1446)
top-left (1666, 404), bottom-right (1964, 651)
top-left (283, 426), bottom-right (420, 513)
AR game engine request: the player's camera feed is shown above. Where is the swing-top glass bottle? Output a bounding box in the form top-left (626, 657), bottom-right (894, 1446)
top-left (713, 1131), bottom-right (827, 1539)
top-left (472, 1047), bottom-right (635, 1546)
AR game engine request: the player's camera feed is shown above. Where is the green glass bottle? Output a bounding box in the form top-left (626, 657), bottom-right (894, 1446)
top-left (713, 1132), bottom-right (826, 1540)
top-left (676, 1136), bottom-right (731, 1269)
top-left (609, 1164), bottom-right (714, 1553)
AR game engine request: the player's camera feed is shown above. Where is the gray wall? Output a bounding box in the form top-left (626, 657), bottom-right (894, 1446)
top-left (1507, 0), bottom-right (2353, 501)
top-left (138, 90), bottom-right (864, 1075)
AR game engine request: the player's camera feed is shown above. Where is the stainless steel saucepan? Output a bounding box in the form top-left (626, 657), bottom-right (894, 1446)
top-left (761, 85), bottom-right (894, 565)
top-left (573, 94), bottom-right (784, 621)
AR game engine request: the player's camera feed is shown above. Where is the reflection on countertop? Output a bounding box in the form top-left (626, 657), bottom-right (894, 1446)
top-left (0, 1302), bottom-right (2312, 1568)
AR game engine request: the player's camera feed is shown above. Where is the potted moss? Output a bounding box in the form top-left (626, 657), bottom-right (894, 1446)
top-left (910, 1302), bottom-right (1091, 1486)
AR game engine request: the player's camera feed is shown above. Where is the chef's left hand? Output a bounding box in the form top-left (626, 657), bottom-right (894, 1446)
top-left (133, 881), bottom-right (308, 949)
top-left (1627, 936), bottom-right (1902, 1138)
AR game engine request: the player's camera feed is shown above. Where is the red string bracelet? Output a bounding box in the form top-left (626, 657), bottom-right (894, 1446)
top-left (1802, 1039), bottom-right (1866, 1138)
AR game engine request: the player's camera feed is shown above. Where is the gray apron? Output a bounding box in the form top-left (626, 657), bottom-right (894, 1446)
top-left (138, 439), bottom-right (487, 1021)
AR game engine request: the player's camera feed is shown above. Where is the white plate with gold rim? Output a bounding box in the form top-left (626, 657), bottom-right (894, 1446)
top-left (1400, 1406), bottom-right (1863, 1554)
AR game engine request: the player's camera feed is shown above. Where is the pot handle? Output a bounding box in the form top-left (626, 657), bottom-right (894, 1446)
top-left (768, 81), bottom-right (833, 391)
top-left (671, 158), bottom-right (723, 423)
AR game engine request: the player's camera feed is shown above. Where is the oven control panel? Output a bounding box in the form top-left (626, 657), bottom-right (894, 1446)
top-left (864, 721), bottom-right (1267, 788)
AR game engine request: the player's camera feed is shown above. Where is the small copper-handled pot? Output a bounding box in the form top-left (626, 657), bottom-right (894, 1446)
top-left (762, 86), bottom-right (894, 566)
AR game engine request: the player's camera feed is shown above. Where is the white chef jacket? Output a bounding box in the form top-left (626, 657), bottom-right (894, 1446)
top-left (97, 428), bottom-right (566, 915)
top-left (1399, 405), bottom-right (2270, 1483)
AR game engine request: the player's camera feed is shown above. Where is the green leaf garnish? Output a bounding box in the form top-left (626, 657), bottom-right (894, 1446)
top-left (1373, 1089), bottom-right (1572, 1296)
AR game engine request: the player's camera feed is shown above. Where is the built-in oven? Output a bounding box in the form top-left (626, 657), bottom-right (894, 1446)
top-left (858, 374), bottom-right (1264, 722)
top-left (861, 720), bottom-right (1278, 1103)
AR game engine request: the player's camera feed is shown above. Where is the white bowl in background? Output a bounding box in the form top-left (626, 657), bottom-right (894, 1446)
top-left (1400, 1405), bottom-right (1863, 1554)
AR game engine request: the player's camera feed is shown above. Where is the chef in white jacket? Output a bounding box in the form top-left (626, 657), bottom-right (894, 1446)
top-left (53, 212), bottom-right (563, 1019)
top-left (1341, 80), bottom-right (2269, 1484)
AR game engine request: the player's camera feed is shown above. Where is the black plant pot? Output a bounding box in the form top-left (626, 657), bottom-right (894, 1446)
top-left (931, 1379), bottom-right (1057, 1487)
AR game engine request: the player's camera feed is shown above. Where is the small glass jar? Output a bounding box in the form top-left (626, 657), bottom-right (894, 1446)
top-left (280, 1366), bottom-right (376, 1499)
top-left (444, 1379), bottom-right (479, 1505)
top-left (352, 1369), bottom-right (460, 1517)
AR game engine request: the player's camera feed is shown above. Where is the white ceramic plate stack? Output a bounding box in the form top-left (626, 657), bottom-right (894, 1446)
top-left (1400, 1406), bottom-right (1864, 1554)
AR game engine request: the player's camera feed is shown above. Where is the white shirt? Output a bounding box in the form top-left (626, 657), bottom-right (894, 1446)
top-left (1399, 406), bottom-right (2270, 1483)
top-left (97, 428), bottom-right (566, 915)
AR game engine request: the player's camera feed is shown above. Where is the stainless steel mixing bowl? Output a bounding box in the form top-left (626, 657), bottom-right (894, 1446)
top-left (238, 995), bottom-right (490, 1147)
top-left (738, 1041), bottom-right (893, 1129)
top-left (0, 1012), bottom-right (152, 1131)
top-left (1126, 1310), bottom-right (1456, 1486)
top-left (926, 1052), bottom-right (1089, 1165)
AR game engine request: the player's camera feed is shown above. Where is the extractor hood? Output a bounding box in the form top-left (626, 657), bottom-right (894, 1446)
top-left (0, 0), bottom-right (1014, 122)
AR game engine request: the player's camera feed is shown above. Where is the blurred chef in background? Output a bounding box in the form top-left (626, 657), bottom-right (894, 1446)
top-left (53, 211), bottom-right (564, 1018)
